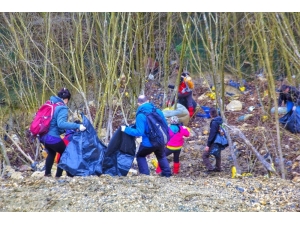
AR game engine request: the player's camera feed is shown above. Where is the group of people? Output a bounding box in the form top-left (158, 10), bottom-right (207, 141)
top-left (41, 84), bottom-right (224, 178)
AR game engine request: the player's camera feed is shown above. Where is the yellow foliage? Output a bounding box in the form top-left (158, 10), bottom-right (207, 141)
top-left (261, 115), bottom-right (269, 122)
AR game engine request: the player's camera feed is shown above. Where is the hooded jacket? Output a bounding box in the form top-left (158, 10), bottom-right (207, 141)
top-left (207, 116), bottom-right (223, 147)
top-left (46, 96), bottom-right (80, 138)
top-left (167, 125), bottom-right (190, 150)
top-left (124, 102), bottom-right (168, 147)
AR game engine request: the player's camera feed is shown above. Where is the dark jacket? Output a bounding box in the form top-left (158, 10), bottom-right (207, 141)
top-left (278, 86), bottom-right (300, 106)
top-left (207, 116), bottom-right (223, 147)
top-left (102, 127), bottom-right (136, 176)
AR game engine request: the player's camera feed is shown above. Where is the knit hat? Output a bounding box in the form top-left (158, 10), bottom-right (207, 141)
top-left (138, 95), bottom-right (148, 104)
top-left (180, 72), bottom-right (189, 82)
top-left (181, 72), bottom-right (189, 77)
top-left (57, 88), bottom-right (71, 100)
top-left (170, 116), bottom-right (179, 124)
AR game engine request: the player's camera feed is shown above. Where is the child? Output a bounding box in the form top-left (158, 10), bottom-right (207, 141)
top-left (156, 116), bottom-right (190, 174)
top-left (178, 72), bottom-right (195, 117)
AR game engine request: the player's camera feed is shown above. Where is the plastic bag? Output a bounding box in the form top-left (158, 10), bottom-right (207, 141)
top-left (279, 108), bottom-right (300, 133)
top-left (214, 133), bottom-right (228, 147)
top-left (210, 144), bottom-right (221, 158)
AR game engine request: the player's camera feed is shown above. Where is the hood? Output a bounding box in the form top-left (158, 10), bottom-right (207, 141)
top-left (50, 96), bottom-right (64, 104)
top-left (136, 102), bottom-right (155, 114)
top-left (212, 116), bottom-right (223, 125)
top-left (169, 124), bottom-right (180, 133)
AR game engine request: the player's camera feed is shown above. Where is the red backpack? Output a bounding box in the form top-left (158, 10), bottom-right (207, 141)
top-left (29, 100), bottom-right (64, 137)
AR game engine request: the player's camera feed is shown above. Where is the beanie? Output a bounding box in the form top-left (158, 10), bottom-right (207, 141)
top-left (57, 88), bottom-right (71, 100)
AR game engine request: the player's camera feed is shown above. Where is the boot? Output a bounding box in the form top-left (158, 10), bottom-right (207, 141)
top-left (155, 164), bottom-right (162, 174)
top-left (158, 158), bottom-right (172, 177)
top-left (188, 106), bottom-right (194, 117)
top-left (173, 162), bottom-right (180, 174)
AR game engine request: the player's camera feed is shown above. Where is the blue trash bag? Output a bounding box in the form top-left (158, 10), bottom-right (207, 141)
top-left (197, 106), bottom-right (211, 118)
top-left (279, 106), bottom-right (300, 133)
top-left (58, 114), bottom-right (136, 176)
top-left (58, 114), bottom-right (106, 176)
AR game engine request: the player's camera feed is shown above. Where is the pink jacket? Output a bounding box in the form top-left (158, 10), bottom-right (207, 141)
top-left (167, 126), bottom-right (190, 150)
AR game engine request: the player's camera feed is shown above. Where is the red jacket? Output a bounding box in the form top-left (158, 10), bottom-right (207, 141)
top-left (178, 77), bottom-right (194, 94)
top-left (178, 81), bottom-right (187, 94)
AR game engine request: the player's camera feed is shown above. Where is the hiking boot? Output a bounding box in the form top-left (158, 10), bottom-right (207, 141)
top-left (213, 168), bottom-right (223, 172)
top-left (203, 169), bottom-right (215, 175)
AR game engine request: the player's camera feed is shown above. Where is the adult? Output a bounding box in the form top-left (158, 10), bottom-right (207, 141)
top-left (202, 107), bottom-right (223, 172)
top-left (278, 84), bottom-right (300, 112)
top-left (121, 95), bottom-right (172, 177)
top-left (40, 88), bottom-right (86, 177)
top-left (177, 71), bottom-right (195, 117)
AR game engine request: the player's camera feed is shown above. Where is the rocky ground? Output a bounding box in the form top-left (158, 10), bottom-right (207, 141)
top-left (1, 166), bottom-right (300, 212)
top-left (1, 73), bottom-right (300, 212)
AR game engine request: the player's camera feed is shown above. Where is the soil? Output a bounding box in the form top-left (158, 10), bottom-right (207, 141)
top-left (1, 73), bottom-right (300, 212)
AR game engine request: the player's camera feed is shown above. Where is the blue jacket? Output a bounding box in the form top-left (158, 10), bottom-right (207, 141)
top-left (46, 96), bottom-right (80, 138)
top-left (124, 102), bottom-right (168, 147)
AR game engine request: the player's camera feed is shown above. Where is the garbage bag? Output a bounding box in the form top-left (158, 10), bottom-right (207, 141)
top-left (102, 126), bottom-right (136, 176)
top-left (226, 100), bottom-right (242, 111)
top-left (58, 115), bottom-right (136, 177)
top-left (279, 106), bottom-right (300, 133)
top-left (58, 114), bottom-right (106, 176)
top-left (163, 103), bottom-right (190, 125)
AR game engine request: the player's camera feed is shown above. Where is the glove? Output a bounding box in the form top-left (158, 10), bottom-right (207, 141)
top-left (292, 106), bottom-right (296, 111)
top-left (121, 125), bottom-right (126, 132)
top-left (79, 124), bottom-right (86, 131)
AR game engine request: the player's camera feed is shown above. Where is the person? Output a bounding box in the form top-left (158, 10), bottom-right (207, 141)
top-left (278, 84), bottom-right (300, 113)
top-left (40, 88), bottom-right (86, 178)
top-left (121, 94), bottom-right (172, 177)
top-left (202, 107), bottom-right (223, 172)
top-left (155, 116), bottom-right (190, 175)
top-left (177, 71), bottom-right (195, 117)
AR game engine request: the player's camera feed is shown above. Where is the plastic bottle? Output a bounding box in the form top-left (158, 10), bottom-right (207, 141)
top-left (231, 166), bottom-right (237, 178)
top-left (237, 114), bottom-right (253, 122)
